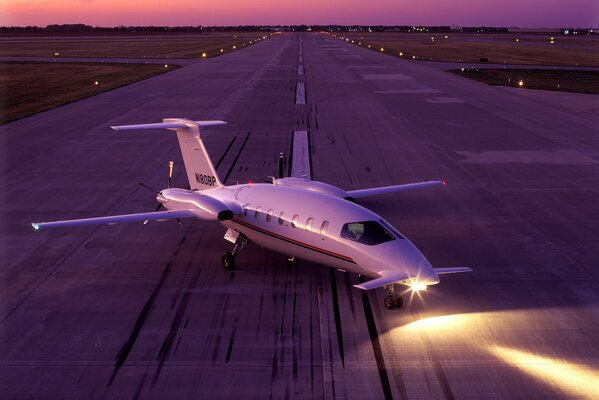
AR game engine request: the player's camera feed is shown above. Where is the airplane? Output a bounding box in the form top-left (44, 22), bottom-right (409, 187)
top-left (32, 118), bottom-right (472, 309)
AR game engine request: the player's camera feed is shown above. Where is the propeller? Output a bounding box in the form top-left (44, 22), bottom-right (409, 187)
top-left (168, 160), bottom-right (174, 189)
top-left (138, 161), bottom-right (175, 213)
top-left (137, 161), bottom-right (182, 227)
top-left (278, 152), bottom-right (285, 179)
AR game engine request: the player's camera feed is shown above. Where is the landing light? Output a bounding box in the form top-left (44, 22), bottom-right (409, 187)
top-left (32, 223), bottom-right (40, 231)
top-left (410, 282), bottom-right (427, 292)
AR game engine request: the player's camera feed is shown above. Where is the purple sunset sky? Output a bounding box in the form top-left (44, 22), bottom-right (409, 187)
top-left (4, 0), bottom-right (598, 27)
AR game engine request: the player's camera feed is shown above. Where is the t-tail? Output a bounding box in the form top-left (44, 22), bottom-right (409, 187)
top-left (111, 118), bottom-right (226, 191)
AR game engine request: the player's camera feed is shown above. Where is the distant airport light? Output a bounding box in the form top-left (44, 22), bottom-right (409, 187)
top-left (94, 81), bottom-right (99, 85)
top-left (380, 47), bottom-right (384, 52)
top-left (220, 49), bottom-right (224, 53)
top-left (444, 35), bottom-right (449, 39)
top-left (164, 64), bottom-right (168, 68)
top-left (202, 52), bottom-right (207, 58)
top-left (233, 45), bottom-right (236, 49)
top-left (550, 36), bottom-right (555, 40)
top-left (53, 52), bottom-right (59, 56)
top-left (351, 40), bottom-right (354, 43)
top-left (515, 38), bottom-right (520, 42)
top-left (412, 55), bottom-right (416, 59)
top-left (550, 40), bottom-right (555, 44)
top-left (399, 52), bottom-right (403, 56)
top-left (518, 80), bottom-right (524, 87)
top-left (368, 45), bottom-right (371, 48)
top-left (461, 67), bottom-right (465, 71)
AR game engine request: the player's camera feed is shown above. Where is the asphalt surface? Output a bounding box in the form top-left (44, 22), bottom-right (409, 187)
top-left (2, 32), bottom-right (599, 399)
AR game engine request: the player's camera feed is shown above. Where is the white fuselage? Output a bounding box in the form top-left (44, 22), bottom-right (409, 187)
top-left (159, 184), bottom-right (440, 286)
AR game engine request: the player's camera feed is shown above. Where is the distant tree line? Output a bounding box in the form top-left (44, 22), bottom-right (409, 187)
top-left (0, 24), bottom-right (275, 34)
top-left (5, 24), bottom-right (592, 35)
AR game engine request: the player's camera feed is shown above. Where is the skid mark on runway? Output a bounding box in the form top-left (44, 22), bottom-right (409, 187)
top-left (425, 97), bottom-right (464, 104)
top-left (376, 89), bottom-right (442, 94)
top-left (358, 276), bottom-right (401, 400)
top-left (361, 74), bottom-right (412, 80)
top-left (152, 291), bottom-right (192, 384)
top-left (225, 325), bottom-right (237, 363)
top-left (215, 136), bottom-right (237, 170)
top-left (108, 262), bottom-right (173, 385)
top-left (223, 132), bottom-right (252, 183)
top-left (329, 269), bottom-right (346, 367)
top-left (455, 149), bottom-right (599, 165)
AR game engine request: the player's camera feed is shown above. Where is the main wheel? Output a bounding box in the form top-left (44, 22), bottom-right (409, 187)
top-left (384, 295), bottom-right (395, 310)
top-left (393, 295), bottom-right (403, 309)
top-left (221, 251), bottom-right (235, 271)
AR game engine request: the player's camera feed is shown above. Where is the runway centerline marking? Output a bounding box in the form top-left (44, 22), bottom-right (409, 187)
top-left (295, 82), bottom-right (306, 105)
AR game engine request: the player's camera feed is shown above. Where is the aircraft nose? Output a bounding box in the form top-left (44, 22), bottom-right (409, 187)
top-left (408, 255), bottom-right (439, 285)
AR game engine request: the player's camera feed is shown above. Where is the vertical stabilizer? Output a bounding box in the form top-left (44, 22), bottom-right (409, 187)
top-left (111, 118), bottom-right (226, 191)
top-left (163, 118), bottom-right (224, 191)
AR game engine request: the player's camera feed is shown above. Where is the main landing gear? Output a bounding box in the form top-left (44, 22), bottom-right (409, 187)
top-left (221, 232), bottom-right (249, 271)
top-left (383, 284), bottom-right (403, 310)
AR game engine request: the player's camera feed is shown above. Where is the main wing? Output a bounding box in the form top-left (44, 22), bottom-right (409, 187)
top-left (347, 180), bottom-right (445, 200)
top-left (32, 209), bottom-right (197, 230)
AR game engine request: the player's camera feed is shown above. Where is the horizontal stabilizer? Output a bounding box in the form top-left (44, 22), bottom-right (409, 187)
top-left (354, 270), bottom-right (411, 290)
top-left (32, 209), bottom-right (197, 230)
top-left (347, 180), bottom-right (445, 199)
top-left (111, 120), bottom-right (226, 131)
top-left (434, 267), bottom-right (473, 274)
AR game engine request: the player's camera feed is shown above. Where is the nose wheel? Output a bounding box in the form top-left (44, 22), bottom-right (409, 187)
top-left (383, 284), bottom-right (403, 310)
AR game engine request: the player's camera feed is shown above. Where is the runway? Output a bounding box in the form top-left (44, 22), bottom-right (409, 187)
top-left (2, 32), bottom-right (599, 399)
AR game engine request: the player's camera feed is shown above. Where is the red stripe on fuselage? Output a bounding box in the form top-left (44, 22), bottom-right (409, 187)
top-left (231, 217), bottom-right (355, 263)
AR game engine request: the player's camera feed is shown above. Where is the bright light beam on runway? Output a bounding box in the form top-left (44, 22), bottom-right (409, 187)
top-left (488, 345), bottom-right (599, 399)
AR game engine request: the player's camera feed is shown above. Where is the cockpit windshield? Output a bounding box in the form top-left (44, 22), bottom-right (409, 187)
top-left (340, 220), bottom-right (395, 245)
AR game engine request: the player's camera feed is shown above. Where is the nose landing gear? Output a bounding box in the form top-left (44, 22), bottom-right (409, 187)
top-left (221, 232), bottom-right (249, 271)
top-left (383, 284), bottom-right (403, 310)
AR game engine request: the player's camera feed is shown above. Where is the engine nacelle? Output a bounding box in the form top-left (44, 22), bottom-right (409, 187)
top-left (274, 177), bottom-right (352, 200)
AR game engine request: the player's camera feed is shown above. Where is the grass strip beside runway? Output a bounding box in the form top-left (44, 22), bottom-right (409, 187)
top-left (1, 61), bottom-right (179, 123)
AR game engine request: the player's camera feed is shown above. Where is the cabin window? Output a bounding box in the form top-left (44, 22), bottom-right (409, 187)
top-left (266, 209), bottom-right (273, 222)
top-left (340, 220), bottom-right (395, 246)
top-left (305, 217), bottom-right (314, 231)
top-left (278, 212), bottom-right (285, 225)
top-left (243, 203), bottom-right (250, 216)
top-left (320, 220), bottom-right (329, 235)
top-left (255, 206), bottom-right (262, 219)
top-left (291, 215), bottom-right (299, 228)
